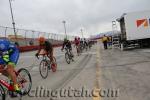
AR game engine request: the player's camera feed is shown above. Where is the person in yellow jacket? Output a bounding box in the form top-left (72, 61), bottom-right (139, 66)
top-left (102, 35), bottom-right (109, 49)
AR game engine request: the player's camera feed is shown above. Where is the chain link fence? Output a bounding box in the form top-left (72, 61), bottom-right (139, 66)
top-left (0, 26), bottom-right (76, 46)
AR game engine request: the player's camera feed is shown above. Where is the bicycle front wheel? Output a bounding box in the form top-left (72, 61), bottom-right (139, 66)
top-left (65, 53), bottom-right (70, 64)
top-left (17, 68), bottom-right (32, 95)
top-left (39, 60), bottom-right (49, 79)
top-left (51, 57), bottom-right (57, 72)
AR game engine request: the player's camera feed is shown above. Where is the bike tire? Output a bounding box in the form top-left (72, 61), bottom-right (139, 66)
top-left (39, 60), bottom-right (49, 79)
top-left (53, 56), bottom-right (56, 63)
top-left (17, 68), bottom-right (32, 95)
top-left (65, 53), bottom-right (70, 64)
top-left (51, 57), bottom-right (57, 72)
top-left (0, 84), bottom-right (5, 100)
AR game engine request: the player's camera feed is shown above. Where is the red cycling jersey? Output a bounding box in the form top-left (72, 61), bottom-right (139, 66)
top-left (74, 38), bottom-right (80, 46)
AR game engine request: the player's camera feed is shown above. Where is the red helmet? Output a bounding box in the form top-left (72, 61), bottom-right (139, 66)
top-left (38, 37), bottom-right (45, 43)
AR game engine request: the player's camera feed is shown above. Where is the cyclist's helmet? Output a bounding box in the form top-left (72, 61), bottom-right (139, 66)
top-left (38, 37), bottom-right (45, 44)
top-left (0, 39), bottom-right (10, 51)
top-left (78, 37), bottom-right (80, 40)
top-left (75, 37), bottom-right (77, 40)
top-left (64, 37), bottom-right (67, 42)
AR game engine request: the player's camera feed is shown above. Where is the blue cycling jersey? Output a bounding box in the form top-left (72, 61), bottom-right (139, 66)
top-left (0, 39), bottom-right (19, 65)
top-left (0, 39), bottom-right (15, 51)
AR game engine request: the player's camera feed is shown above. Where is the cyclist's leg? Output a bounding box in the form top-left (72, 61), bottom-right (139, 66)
top-left (8, 49), bottom-right (20, 92)
top-left (47, 47), bottom-right (54, 63)
top-left (6, 64), bottom-right (17, 85)
top-left (69, 48), bottom-right (74, 57)
top-left (75, 44), bottom-right (78, 54)
top-left (76, 46), bottom-right (79, 53)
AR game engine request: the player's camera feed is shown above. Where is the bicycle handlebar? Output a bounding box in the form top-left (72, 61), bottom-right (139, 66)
top-left (36, 54), bottom-right (47, 60)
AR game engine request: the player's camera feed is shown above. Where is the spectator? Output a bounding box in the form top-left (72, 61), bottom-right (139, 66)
top-left (108, 36), bottom-right (112, 48)
top-left (29, 40), bottom-right (34, 45)
top-left (14, 42), bottom-right (19, 47)
top-left (102, 35), bottom-right (109, 49)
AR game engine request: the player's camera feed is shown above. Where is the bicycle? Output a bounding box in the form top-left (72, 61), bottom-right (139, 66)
top-left (64, 47), bottom-right (74, 64)
top-left (37, 54), bottom-right (57, 79)
top-left (75, 45), bottom-right (81, 56)
top-left (0, 67), bottom-right (32, 100)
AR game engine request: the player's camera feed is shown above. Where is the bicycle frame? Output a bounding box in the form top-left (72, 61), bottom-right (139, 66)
top-left (65, 48), bottom-right (71, 55)
top-left (0, 79), bottom-right (14, 91)
top-left (0, 69), bottom-right (27, 92)
top-left (38, 54), bottom-right (48, 61)
top-left (0, 68), bottom-right (15, 91)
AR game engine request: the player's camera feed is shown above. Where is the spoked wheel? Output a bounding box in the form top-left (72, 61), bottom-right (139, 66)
top-left (39, 60), bottom-right (48, 79)
top-left (0, 84), bottom-right (5, 100)
top-left (65, 53), bottom-right (70, 64)
top-left (51, 57), bottom-right (57, 72)
top-left (77, 47), bottom-right (80, 56)
top-left (17, 68), bottom-right (32, 95)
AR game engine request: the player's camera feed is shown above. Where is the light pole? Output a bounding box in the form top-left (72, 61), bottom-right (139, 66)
top-left (4, 27), bottom-right (8, 39)
top-left (24, 30), bottom-right (28, 45)
top-left (62, 20), bottom-right (67, 38)
top-left (9, 0), bottom-right (17, 42)
top-left (80, 29), bottom-right (84, 39)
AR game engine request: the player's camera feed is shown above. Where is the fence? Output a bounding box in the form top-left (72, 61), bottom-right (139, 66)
top-left (0, 26), bottom-right (76, 46)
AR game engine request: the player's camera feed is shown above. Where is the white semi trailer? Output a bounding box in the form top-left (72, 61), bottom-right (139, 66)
top-left (117, 10), bottom-right (150, 49)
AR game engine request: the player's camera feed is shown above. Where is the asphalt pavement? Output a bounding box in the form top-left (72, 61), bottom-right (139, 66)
top-left (5, 42), bottom-right (150, 100)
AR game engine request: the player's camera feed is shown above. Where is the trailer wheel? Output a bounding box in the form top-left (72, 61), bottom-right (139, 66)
top-left (121, 43), bottom-right (124, 51)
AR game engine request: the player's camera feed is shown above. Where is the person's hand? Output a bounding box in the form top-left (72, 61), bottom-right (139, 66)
top-left (0, 51), bottom-right (2, 56)
top-left (35, 53), bottom-right (39, 58)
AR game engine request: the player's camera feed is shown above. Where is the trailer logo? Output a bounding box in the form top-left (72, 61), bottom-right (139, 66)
top-left (136, 19), bottom-right (150, 28)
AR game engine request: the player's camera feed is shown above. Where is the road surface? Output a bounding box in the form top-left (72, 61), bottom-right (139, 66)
top-left (5, 42), bottom-right (150, 100)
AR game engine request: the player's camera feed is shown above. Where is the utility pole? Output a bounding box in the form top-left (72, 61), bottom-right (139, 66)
top-left (9, 0), bottom-right (18, 42)
top-left (62, 20), bottom-right (67, 38)
top-left (80, 29), bottom-right (84, 39)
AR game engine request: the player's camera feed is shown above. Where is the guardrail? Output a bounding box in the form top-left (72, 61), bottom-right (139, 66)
top-left (0, 26), bottom-right (76, 47)
top-left (18, 44), bottom-right (63, 52)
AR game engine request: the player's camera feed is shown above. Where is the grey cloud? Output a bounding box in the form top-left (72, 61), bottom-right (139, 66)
top-left (0, 0), bottom-right (150, 37)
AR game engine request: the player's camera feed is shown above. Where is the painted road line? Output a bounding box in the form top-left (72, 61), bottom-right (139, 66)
top-left (93, 41), bottom-right (101, 100)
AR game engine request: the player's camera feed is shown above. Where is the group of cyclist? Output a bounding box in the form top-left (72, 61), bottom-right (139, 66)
top-left (0, 36), bottom-right (94, 97)
top-left (74, 37), bottom-right (93, 55)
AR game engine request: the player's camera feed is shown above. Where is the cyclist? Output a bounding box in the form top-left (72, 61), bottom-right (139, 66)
top-left (74, 37), bottom-right (80, 56)
top-left (83, 38), bottom-right (88, 50)
top-left (0, 39), bottom-right (21, 94)
top-left (35, 37), bottom-right (55, 64)
top-left (88, 40), bottom-right (92, 49)
top-left (61, 38), bottom-right (74, 57)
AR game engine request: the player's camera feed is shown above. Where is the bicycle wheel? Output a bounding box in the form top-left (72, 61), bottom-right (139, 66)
top-left (53, 56), bottom-right (56, 63)
top-left (51, 57), bottom-right (57, 72)
top-left (17, 68), bottom-right (32, 95)
top-left (65, 53), bottom-right (70, 64)
top-left (0, 84), bottom-right (5, 100)
top-left (39, 60), bottom-right (48, 79)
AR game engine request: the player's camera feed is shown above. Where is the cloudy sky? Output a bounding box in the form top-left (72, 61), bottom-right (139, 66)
top-left (0, 0), bottom-right (150, 37)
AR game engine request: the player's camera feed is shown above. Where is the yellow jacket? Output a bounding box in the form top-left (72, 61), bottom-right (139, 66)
top-left (102, 36), bottom-right (108, 42)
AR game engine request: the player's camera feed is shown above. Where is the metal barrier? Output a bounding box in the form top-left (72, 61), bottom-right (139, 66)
top-left (0, 26), bottom-right (76, 46)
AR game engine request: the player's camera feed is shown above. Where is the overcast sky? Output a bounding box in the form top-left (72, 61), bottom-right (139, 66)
top-left (0, 0), bottom-right (150, 37)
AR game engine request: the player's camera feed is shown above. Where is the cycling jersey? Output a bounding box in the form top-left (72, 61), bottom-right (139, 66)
top-left (62, 40), bottom-right (72, 50)
top-left (39, 41), bottom-right (52, 53)
top-left (74, 39), bottom-right (80, 46)
top-left (0, 39), bottom-right (19, 66)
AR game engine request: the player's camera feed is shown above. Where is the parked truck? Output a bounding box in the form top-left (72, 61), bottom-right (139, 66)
top-left (117, 10), bottom-right (150, 50)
